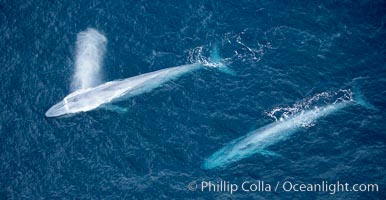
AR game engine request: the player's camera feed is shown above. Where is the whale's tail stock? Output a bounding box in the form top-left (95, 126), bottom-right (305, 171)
top-left (351, 77), bottom-right (378, 111)
top-left (353, 86), bottom-right (378, 111)
top-left (206, 44), bottom-right (236, 75)
top-left (190, 44), bottom-right (235, 75)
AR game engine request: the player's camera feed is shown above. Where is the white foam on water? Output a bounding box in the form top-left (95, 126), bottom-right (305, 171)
top-left (187, 46), bottom-right (232, 69)
top-left (71, 28), bottom-right (107, 91)
top-left (266, 89), bottom-right (353, 127)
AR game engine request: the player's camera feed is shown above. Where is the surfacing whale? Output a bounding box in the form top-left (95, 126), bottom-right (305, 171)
top-left (46, 28), bottom-right (230, 117)
top-left (202, 89), bottom-right (376, 170)
top-left (46, 61), bottom-right (229, 117)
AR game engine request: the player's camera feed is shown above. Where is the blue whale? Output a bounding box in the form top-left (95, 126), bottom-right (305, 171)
top-left (202, 89), bottom-right (376, 170)
top-left (47, 63), bottom-right (203, 117)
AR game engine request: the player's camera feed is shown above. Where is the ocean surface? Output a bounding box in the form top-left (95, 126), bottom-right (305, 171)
top-left (1, 0), bottom-right (385, 199)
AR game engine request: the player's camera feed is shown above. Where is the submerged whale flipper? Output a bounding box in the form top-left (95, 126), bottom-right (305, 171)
top-left (256, 149), bottom-right (283, 158)
top-left (217, 64), bottom-right (235, 75)
top-left (102, 105), bottom-right (128, 114)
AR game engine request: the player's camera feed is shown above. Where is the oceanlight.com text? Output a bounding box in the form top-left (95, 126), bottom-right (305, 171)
top-left (188, 180), bottom-right (379, 195)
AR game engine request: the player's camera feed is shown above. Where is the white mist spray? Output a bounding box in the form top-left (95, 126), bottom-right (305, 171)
top-left (71, 28), bottom-right (107, 91)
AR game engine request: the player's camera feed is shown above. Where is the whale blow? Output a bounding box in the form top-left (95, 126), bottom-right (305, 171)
top-left (72, 28), bottom-right (107, 91)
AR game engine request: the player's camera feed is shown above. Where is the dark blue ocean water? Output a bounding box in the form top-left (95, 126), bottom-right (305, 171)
top-left (1, 0), bottom-right (385, 199)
